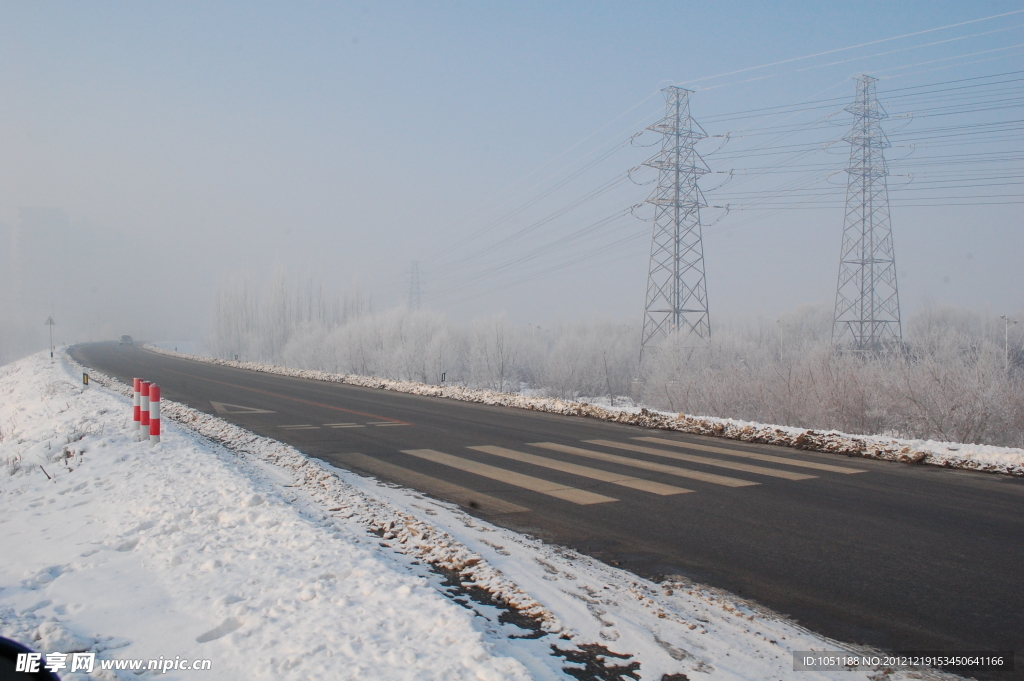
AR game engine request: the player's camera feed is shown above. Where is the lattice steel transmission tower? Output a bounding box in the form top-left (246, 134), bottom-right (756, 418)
top-left (832, 75), bottom-right (901, 349)
top-left (640, 86), bottom-right (710, 357)
top-left (407, 261), bottom-right (422, 310)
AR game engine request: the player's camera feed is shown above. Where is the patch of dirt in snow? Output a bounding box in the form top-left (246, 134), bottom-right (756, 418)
top-left (144, 345), bottom-right (1024, 477)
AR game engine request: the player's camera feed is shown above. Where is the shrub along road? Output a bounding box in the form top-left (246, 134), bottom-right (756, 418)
top-left (72, 342), bottom-right (1024, 676)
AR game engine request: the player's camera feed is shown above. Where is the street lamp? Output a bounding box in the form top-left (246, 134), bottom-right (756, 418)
top-left (999, 315), bottom-right (1018, 373)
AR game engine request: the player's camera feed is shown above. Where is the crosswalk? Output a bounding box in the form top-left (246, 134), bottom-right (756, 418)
top-left (633, 436), bottom-right (866, 474)
top-left (403, 449), bottom-right (617, 505)
top-left (585, 439), bottom-right (816, 480)
top-left (332, 436), bottom-right (867, 515)
top-left (530, 442), bottom-right (757, 487)
top-left (468, 445), bottom-right (692, 496)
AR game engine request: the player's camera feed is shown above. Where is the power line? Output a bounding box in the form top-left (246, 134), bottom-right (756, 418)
top-left (676, 9), bottom-right (1024, 88)
top-left (420, 62), bottom-right (1021, 309)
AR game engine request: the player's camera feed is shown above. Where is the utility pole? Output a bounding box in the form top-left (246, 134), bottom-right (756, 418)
top-left (408, 261), bottom-right (422, 311)
top-left (1000, 315), bottom-right (1018, 372)
top-left (45, 315), bottom-right (55, 359)
top-left (833, 75), bottom-right (901, 350)
top-left (640, 86), bottom-right (710, 358)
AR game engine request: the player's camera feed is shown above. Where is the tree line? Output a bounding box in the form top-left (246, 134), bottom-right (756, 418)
top-left (210, 276), bottom-right (1024, 448)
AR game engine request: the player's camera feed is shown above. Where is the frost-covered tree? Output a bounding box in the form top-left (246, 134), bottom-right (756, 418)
top-left (210, 275), bottom-right (1023, 447)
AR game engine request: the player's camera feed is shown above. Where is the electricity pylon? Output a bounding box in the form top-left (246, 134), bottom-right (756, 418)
top-left (833, 75), bottom-right (901, 349)
top-left (408, 261), bottom-right (422, 311)
top-left (640, 86), bottom-right (710, 358)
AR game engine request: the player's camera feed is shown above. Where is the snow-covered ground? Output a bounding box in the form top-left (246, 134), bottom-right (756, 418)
top-left (146, 345), bottom-right (1024, 478)
top-left (1, 350), bottom-right (956, 680)
top-left (146, 341), bottom-right (213, 358)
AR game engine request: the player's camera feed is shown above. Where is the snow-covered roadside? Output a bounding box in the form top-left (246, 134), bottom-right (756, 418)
top-left (1, 352), bottom-right (538, 680)
top-left (145, 345), bottom-right (1024, 477)
top-left (2, 350), bottom-right (957, 680)
top-left (146, 341), bottom-right (213, 358)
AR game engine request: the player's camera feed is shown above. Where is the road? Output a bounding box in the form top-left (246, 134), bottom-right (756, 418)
top-left (72, 342), bottom-right (1024, 676)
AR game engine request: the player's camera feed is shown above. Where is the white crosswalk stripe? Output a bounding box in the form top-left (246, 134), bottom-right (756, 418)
top-left (634, 437), bottom-right (867, 474)
top-left (469, 445), bottom-right (692, 496)
top-left (585, 440), bottom-right (816, 480)
top-left (328, 434), bottom-right (864, 513)
top-left (334, 452), bottom-right (529, 515)
top-left (529, 442), bottom-right (759, 487)
top-left (401, 449), bottom-right (618, 505)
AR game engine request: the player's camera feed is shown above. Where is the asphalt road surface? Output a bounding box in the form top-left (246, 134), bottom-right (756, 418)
top-left (72, 342), bottom-right (1024, 677)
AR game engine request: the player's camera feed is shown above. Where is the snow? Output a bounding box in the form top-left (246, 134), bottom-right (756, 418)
top-left (147, 341), bottom-right (213, 358)
top-left (146, 344), bottom-right (1024, 478)
top-left (1, 349), bottom-right (957, 680)
top-left (1, 353), bottom-right (533, 680)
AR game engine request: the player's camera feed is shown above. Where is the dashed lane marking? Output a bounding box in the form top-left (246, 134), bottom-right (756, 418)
top-left (634, 437), bottom-right (868, 474)
top-left (279, 425), bottom-right (320, 430)
top-left (585, 440), bottom-right (816, 481)
top-left (210, 402), bottom-right (275, 415)
top-left (332, 452), bottom-right (529, 516)
top-left (324, 423), bottom-right (366, 428)
top-left (468, 445), bottom-right (692, 496)
top-left (528, 442), bottom-right (758, 487)
top-left (401, 449), bottom-right (618, 506)
top-left (368, 422), bottom-right (409, 427)
top-left (163, 368), bottom-right (412, 424)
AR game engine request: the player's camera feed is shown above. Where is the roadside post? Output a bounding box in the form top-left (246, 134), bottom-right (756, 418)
top-left (149, 385), bottom-right (161, 445)
top-left (140, 381), bottom-right (151, 441)
top-left (133, 379), bottom-right (141, 431)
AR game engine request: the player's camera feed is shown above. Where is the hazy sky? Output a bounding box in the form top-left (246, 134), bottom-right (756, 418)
top-left (1, 1), bottom-right (1021, 345)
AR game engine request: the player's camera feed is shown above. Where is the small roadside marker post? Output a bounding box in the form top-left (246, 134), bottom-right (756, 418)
top-left (140, 381), bottom-right (151, 442)
top-left (83, 373), bottom-right (89, 386)
top-left (149, 385), bottom-right (161, 445)
top-left (133, 378), bottom-right (142, 432)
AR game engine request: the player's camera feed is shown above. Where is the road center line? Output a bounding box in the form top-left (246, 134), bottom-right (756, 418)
top-left (162, 367), bottom-right (412, 424)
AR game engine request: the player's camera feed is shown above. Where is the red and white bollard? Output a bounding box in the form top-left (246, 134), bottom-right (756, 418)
top-left (149, 384), bottom-right (161, 445)
top-left (133, 378), bottom-right (142, 431)
top-left (139, 381), bottom-right (151, 442)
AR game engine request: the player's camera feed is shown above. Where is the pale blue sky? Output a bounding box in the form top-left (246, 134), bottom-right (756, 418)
top-left (1, 1), bottom-right (1021, 341)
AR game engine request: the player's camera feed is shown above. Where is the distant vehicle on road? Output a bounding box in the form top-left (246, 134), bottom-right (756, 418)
top-left (119, 335), bottom-right (133, 345)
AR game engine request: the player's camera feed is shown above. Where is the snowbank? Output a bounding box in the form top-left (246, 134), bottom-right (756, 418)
top-left (1, 353), bottom-right (533, 680)
top-left (0, 349), bottom-right (953, 680)
top-left (146, 345), bottom-right (1024, 477)
top-left (147, 341), bottom-right (213, 358)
